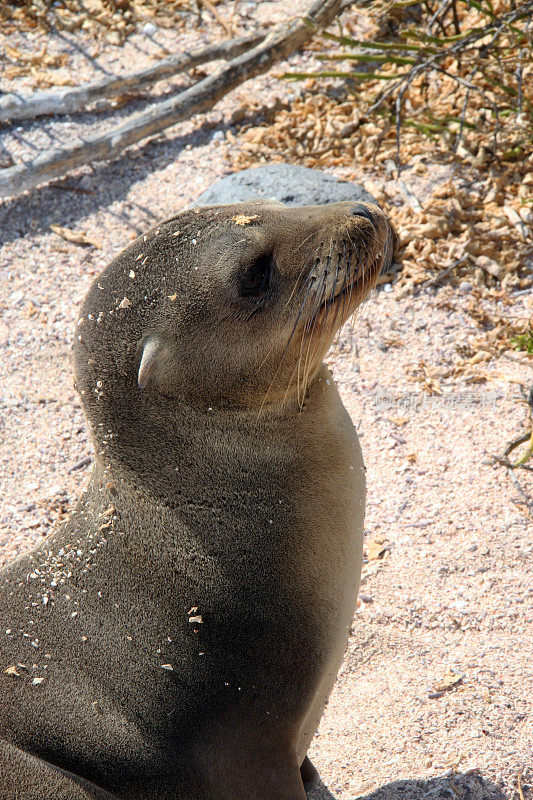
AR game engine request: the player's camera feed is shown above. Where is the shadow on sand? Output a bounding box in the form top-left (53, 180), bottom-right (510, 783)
top-left (0, 100), bottom-right (283, 246)
top-left (0, 122), bottom-right (217, 247)
top-left (308, 771), bottom-right (509, 800)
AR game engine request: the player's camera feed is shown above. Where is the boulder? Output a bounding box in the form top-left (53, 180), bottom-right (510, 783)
top-left (193, 163), bottom-right (376, 208)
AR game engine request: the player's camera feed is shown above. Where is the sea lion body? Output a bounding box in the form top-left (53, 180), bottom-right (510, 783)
top-left (0, 201), bottom-right (394, 799)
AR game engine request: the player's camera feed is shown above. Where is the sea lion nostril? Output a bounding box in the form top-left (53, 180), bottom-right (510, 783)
top-left (349, 203), bottom-right (375, 227)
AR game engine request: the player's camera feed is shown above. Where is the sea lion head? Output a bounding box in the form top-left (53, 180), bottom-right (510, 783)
top-left (74, 200), bottom-right (394, 413)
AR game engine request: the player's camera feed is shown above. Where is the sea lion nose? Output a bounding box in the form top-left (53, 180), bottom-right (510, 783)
top-left (349, 203), bottom-right (376, 227)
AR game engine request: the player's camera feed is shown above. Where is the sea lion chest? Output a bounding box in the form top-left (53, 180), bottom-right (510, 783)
top-left (139, 374), bottom-right (367, 746)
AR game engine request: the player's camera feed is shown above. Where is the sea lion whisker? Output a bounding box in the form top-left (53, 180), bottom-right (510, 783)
top-left (351, 258), bottom-right (378, 328)
top-left (244, 305), bottom-right (264, 321)
top-left (281, 359), bottom-right (302, 407)
top-left (280, 246), bottom-right (321, 317)
top-left (327, 252), bottom-right (345, 336)
top-left (283, 274), bottom-right (316, 322)
top-left (300, 262), bottom-right (328, 406)
top-left (297, 285), bottom-right (320, 406)
top-left (346, 233), bottom-right (365, 294)
top-left (295, 231), bottom-right (318, 253)
top-left (259, 273), bottom-right (318, 410)
top-left (256, 277), bottom-right (316, 376)
top-left (257, 270), bottom-right (317, 378)
top-left (349, 252), bottom-right (358, 315)
top-left (256, 247), bottom-right (322, 379)
top-left (340, 243), bottom-right (349, 325)
top-left (291, 251), bottom-right (333, 407)
top-left (323, 239), bottom-right (342, 342)
top-left (303, 261), bottom-right (328, 340)
top-left (340, 225), bottom-right (384, 335)
top-left (301, 267), bottom-right (324, 345)
top-left (325, 246), bottom-right (341, 321)
top-left (247, 249), bottom-right (323, 396)
top-left (345, 230), bottom-right (358, 254)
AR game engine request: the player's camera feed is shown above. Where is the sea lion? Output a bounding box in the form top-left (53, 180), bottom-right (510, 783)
top-left (0, 199), bottom-right (394, 800)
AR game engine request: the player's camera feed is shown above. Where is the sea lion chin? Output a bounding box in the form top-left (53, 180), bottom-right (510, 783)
top-left (0, 200), bottom-right (394, 800)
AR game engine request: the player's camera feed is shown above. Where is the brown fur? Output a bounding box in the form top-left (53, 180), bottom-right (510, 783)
top-left (0, 201), bottom-right (394, 799)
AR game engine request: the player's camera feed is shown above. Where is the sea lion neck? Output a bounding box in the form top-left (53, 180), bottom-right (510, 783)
top-left (82, 380), bottom-right (317, 506)
top-left (80, 363), bottom-right (337, 511)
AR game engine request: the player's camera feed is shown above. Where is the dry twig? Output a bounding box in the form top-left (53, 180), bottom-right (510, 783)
top-left (0, 33), bottom-right (266, 124)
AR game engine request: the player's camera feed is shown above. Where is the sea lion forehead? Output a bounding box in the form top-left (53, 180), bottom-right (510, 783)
top-left (208, 199), bottom-right (379, 239)
top-left (188, 203), bottom-right (280, 258)
top-left (190, 200), bottom-right (326, 256)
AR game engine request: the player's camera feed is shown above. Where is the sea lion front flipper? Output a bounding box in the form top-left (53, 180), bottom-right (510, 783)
top-left (246, 765), bottom-right (309, 800)
top-left (0, 739), bottom-right (118, 800)
top-left (300, 755), bottom-right (320, 793)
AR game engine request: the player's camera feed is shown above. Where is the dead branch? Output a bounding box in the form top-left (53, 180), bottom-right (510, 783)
top-left (0, 32), bottom-right (266, 124)
top-left (0, 0), bottom-right (342, 200)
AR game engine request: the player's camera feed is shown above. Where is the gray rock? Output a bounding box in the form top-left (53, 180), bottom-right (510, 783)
top-left (192, 164), bottom-right (376, 208)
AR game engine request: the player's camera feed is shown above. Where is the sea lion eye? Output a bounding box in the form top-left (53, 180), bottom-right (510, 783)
top-left (240, 254), bottom-right (273, 297)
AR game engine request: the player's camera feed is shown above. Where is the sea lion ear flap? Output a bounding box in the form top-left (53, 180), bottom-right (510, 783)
top-left (138, 336), bottom-right (163, 390)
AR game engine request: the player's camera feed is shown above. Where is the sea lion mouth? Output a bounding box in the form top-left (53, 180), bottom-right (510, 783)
top-left (318, 210), bottom-right (394, 309)
top-left (279, 221), bottom-right (395, 409)
top-left (320, 225), bottom-right (395, 317)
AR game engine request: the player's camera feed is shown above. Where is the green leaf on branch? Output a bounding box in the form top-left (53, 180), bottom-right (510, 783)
top-left (317, 53), bottom-right (418, 65)
top-left (282, 70), bottom-right (403, 81)
top-left (319, 30), bottom-right (439, 53)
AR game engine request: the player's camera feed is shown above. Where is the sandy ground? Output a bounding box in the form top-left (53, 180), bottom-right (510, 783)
top-left (1, 5), bottom-right (532, 800)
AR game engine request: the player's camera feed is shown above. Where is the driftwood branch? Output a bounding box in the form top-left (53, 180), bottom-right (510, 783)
top-left (0, 0), bottom-right (342, 200)
top-left (0, 32), bottom-right (266, 124)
